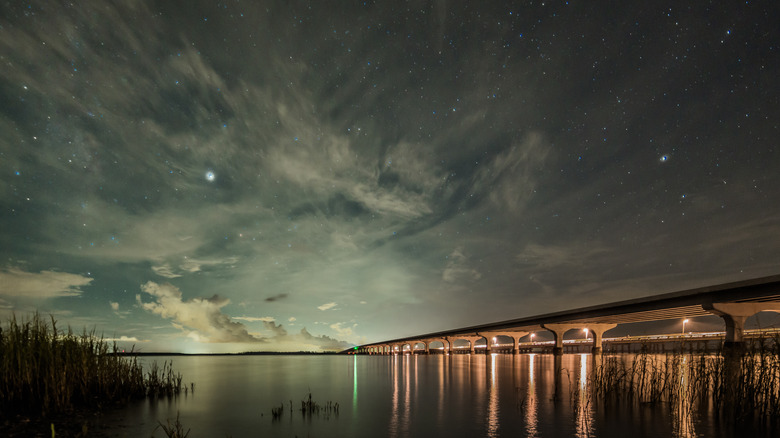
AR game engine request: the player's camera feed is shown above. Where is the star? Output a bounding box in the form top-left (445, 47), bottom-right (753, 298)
top-left (205, 171), bottom-right (216, 182)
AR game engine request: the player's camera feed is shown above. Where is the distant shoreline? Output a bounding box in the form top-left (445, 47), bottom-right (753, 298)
top-left (118, 351), bottom-right (343, 356)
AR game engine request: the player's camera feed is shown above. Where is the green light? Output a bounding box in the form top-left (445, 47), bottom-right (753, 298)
top-left (354, 346), bottom-right (358, 350)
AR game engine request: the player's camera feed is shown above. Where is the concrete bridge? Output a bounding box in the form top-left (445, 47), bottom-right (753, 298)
top-left (352, 275), bottom-right (780, 356)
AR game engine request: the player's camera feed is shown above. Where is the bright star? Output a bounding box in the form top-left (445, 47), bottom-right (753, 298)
top-left (659, 155), bottom-right (669, 162)
top-left (205, 171), bottom-right (215, 182)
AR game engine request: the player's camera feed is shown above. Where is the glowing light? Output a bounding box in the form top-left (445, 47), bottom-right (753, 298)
top-left (205, 170), bottom-right (215, 181)
top-left (660, 155), bottom-right (669, 162)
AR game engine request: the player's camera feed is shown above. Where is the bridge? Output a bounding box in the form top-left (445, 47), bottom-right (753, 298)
top-left (352, 274), bottom-right (780, 356)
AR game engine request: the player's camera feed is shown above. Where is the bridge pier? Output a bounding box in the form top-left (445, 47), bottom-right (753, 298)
top-left (479, 331), bottom-right (530, 354)
top-left (454, 336), bottom-right (483, 354)
top-left (445, 336), bottom-right (456, 354)
top-left (542, 323), bottom-right (616, 355)
top-left (703, 302), bottom-right (780, 351)
top-left (542, 323), bottom-right (578, 355)
top-left (586, 324), bottom-right (617, 355)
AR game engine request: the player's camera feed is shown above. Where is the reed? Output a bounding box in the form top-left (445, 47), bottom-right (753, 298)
top-left (155, 411), bottom-right (190, 438)
top-left (590, 335), bottom-right (780, 429)
top-left (271, 392), bottom-right (339, 420)
top-left (0, 313), bottom-right (185, 421)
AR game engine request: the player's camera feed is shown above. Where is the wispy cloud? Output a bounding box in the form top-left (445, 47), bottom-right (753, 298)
top-left (442, 248), bottom-right (482, 283)
top-left (105, 335), bottom-right (148, 343)
top-left (0, 267), bottom-right (92, 299)
top-left (234, 316), bottom-right (275, 322)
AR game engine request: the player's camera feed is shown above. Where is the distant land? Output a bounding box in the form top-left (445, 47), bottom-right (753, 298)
top-left (118, 351), bottom-right (343, 357)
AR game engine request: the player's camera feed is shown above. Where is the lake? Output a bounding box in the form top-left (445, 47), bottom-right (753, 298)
top-left (94, 353), bottom-right (771, 437)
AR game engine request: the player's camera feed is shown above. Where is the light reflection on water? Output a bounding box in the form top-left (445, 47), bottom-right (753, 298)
top-left (487, 354), bottom-right (498, 437)
top-left (526, 353), bottom-right (538, 437)
top-left (94, 354), bottom-right (767, 437)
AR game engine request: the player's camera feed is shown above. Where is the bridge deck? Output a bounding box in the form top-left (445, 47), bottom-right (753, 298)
top-left (362, 274), bottom-right (780, 347)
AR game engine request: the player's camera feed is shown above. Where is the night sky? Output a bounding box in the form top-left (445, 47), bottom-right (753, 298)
top-left (1, 1), bottom-right (779, 352)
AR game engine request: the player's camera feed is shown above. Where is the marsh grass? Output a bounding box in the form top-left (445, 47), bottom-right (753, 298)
top-left (155, 411), bottom-right (190, 438)
top-left (590, 335), bottom-right (780, 431)
top-left (271, 392), bottom-right (339, 421)
top-left (0, 313), bottom-right (185, 421)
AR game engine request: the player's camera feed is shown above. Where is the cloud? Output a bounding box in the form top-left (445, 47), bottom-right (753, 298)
top-left (299, 327), bottom-right (352, 351)
top-left (477, 132), bottom-right (550, 213)
top-left (152, 264), bottom-right (182, 279)
top-left (0, 267), bottom-right (93, 298)
top-left (263, 320), bottom-right (288, 337)
top-left (442, 248), bottom-right (482, 283)
top-left (110, 301), bottom-right (120, 311)
top-left (329, 322), bottom-right (357, 338)
top-left (288, 317), bottom-right (296, 322)
top-left (137, 281), bottom-right (261, 343)
top-left (233, 316), bottom-right (275, 322)
top-left (317, 302), bottom-right (337, 311)
top-left (265, 293), bottom-right (288, 302)
top-left (153, 257), bottom-right (241, 279)
top-left (255, 320), bottom-right (352, 351)
top-left (105, 335), bottom-right (148, 343)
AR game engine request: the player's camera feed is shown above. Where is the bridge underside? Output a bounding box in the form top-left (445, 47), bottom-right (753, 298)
top-left (355, 275), bottom-right (780, 355)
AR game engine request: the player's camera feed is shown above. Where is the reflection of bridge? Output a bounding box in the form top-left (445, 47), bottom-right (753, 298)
top-left (353, 275), bottom-right (780, 356)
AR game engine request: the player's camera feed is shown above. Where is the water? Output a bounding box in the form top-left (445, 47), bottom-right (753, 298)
top-left (94, 353), bottom-right (765, 437)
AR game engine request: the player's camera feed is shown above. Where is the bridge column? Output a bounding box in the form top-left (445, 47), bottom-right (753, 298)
top-left (479, 331), bottom-right (529, 354)
top-left (423, 340), bottom-right (430, 354)
top-left (703, 303), bottom-right (780, 350)
top-left (542, 323), bottom-right (579, 355)
top-left (461, 336), bottom-right (482, 354)
top-left (445, 337), bottom-right (454, 354)
top-left (477, 333), bottom-right (492, 354)
top-left (585, 324), bottom-right (617, 355)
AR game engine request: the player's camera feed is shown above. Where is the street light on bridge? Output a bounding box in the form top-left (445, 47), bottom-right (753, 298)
top-left (682, 318), bottom-right (689, 336)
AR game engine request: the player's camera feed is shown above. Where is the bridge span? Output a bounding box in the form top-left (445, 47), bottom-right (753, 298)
top-left (353, 274), bottom-right (780, 356)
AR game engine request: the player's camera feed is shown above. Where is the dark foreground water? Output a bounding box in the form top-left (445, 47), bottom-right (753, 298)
top-left (94, 353), bottom-right (767, 437)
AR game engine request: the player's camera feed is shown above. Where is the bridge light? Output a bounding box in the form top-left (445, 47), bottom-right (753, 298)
top-left (682, 319), bottom-right (689, 335)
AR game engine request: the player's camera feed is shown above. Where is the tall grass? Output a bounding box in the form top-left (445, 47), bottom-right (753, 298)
top-left (590, 335), bottom-right (780, 429)
top-left (0, 313), bottom-right (184, 418)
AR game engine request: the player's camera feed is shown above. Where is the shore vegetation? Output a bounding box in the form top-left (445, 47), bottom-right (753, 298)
top-left (0, 313), bottom-right (186, 434)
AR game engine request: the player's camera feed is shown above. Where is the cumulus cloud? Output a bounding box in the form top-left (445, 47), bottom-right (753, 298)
top-left (263, 320), bottom-right (288, 337)
top-left (0, 267), bottom-right (93, 298)
top-left (137, 281), bottom-right (261, 343)
top-left (255, 320), bottom-right (352, 351)
top-left (330, 322), bottom-right (357, 338)
top-left (110, 301), bottom-right (120, 311)
top-left (299, 327), bottom-right (352, 351)
top-left (317, 302), bottom-right (337, 311)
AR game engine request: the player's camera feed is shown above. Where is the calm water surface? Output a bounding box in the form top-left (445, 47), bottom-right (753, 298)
top-left (96, 354), bottom-right (759, 437)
